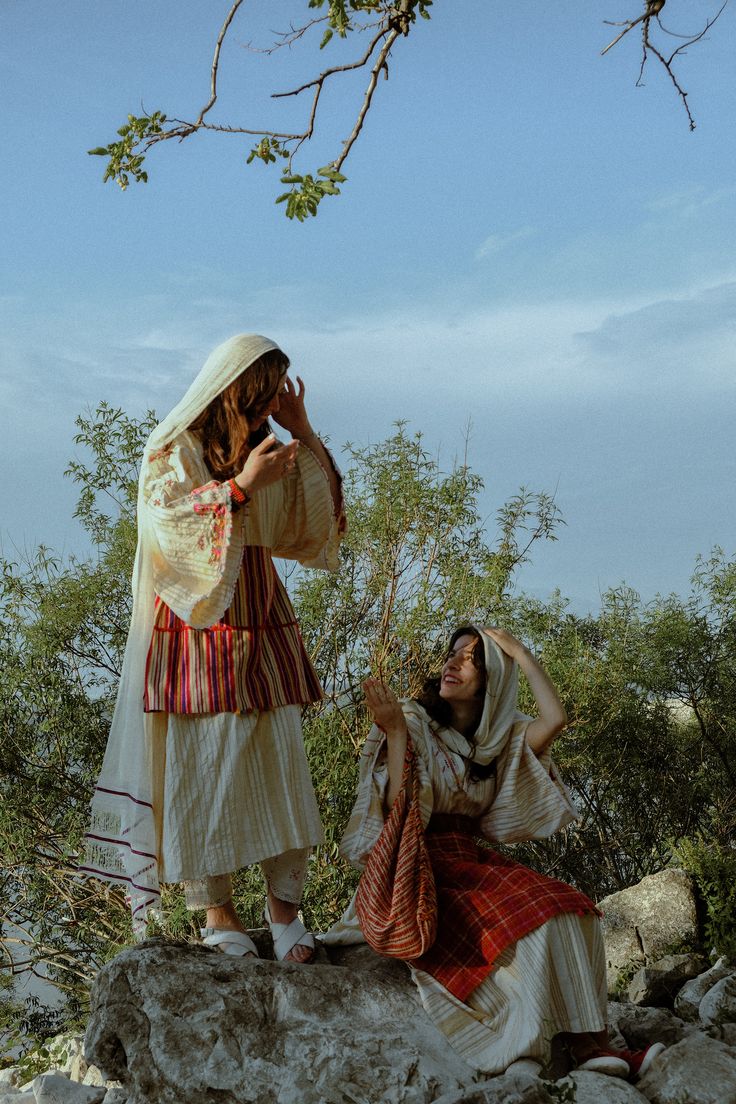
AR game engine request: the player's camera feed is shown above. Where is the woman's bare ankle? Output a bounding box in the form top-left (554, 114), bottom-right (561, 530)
top-left (266, 891), bottom-right (298, 926)
top-left (205, 898), bottom-right (246, 932)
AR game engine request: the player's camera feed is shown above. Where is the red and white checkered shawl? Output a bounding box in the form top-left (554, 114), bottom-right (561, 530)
top-left (412, 815), bottom-right (600, 1002)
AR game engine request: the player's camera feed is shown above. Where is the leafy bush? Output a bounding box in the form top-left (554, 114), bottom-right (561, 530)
top-left (674, 834), bottom-right (736, 961)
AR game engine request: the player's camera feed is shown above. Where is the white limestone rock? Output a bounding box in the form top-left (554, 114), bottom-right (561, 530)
top-left (598, 870), bottom-right (699, 995)
top-left (0, 1070), bottom-right (21, 1088)
top-left (30, 1074), bottom-right (106, 1104)
top-left (85, 939), bottom-right (477, 1104)
top-left (637, 1033), bottom-right (736, 1104)
top-left (431, 1075), bottom-right (556, 1104)
top-left (674, 956), bottom-right (734, 1021)
top-left (699, 974), bottom-right (736, 1027)
top-left (566, 1071), bottom-right (649, 1103)
top-left (706, 1022), bottom-right (736, 1047)
top-left (607, 1001), bottom-right (693, 1047)
top-left (626, 952), bottom-right (707, 1007)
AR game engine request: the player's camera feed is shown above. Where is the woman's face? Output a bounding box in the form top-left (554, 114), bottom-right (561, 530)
top-left (248, 375), bottom-right (287, 430)
top-left (439, 633), bottom-right (483, 704)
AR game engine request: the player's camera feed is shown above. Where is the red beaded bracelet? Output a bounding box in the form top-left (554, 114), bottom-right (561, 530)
top-left (228, 479), bottom-right (249, 505)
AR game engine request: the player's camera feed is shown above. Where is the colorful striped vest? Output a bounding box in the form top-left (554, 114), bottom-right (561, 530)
top-left (143, 545), bottom-right (323, 714)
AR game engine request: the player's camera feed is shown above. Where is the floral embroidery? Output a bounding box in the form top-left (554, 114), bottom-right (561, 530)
top-left (147, 443), bottom-right (174, 463)
top-left (191, 482), bottom-right (231, 566)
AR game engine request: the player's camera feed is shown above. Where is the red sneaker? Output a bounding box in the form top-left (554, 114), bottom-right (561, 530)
top-left (619, 1042), bottom-right (666, 1078)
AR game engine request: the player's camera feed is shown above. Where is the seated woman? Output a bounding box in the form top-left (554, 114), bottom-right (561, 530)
top-left (322, 625), bottom-right (664, 1080)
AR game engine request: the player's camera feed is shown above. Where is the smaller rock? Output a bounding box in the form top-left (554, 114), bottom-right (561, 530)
top-left (705, 1022), bottom-right (736, 1047)
top-left (31, 1073), bottom-right (106, 1104)
top-left (100, 1092), bottom-right (127, 1104)
top-left (0, 1070), bottom-right (21, 1088)
top-left (44, 1036), bottom-right (85, 1079)
top-left (431, 1074), bottom-right (554, 1103)
top-left (674, 956), bottom-right (734, 1021)
top-left (699, 974), bottom-right (736, 1027)
top-left (607, 1001), bottom-right (692, 1047)
top-left (567, 1070), bottom-right (649, 1103)
top-left (627, 952), bottom-right (707, 1007)
top-left (0, 1092), bottom-right (35, 1102)
top-left (638, 1033), bottom-right (736, 1104)
top-left (78, 1070), bottom-right (106, 1090)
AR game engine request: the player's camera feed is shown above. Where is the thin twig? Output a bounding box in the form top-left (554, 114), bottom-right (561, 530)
top-left (196, 0), bottom-right (247, 126)
top-left (335, 27), bottom-right (400, 171)
top-left (244, 17), bottom-right (330, 55)
top-left (272, 26), bottom-right (389, 100)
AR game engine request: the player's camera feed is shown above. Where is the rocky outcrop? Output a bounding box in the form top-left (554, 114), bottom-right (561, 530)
top-left (80, 938), bottom-right (735, 1104)
top-left (1, 870), bottom-right (734, 1104)
top-left (598, 869), bottom-right (700, 995)
top-left (85, 939), bottom-right (475, 1104)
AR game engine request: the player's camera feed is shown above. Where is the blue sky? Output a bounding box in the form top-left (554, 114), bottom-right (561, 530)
top-left (1, 0), bottom-right (734, 612)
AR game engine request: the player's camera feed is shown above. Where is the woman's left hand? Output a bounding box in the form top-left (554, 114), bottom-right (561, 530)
top-left (272, 375), bottom-right (312, 439)
top-left (482, 627), bottom-right (527, 661)
top-left (362, 678), bottom-right (407, 738)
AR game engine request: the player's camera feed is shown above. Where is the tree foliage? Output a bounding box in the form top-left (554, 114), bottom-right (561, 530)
top-left (1, 404), bottom-right (735, 1056)
top-left (87, 0), bottom-right (728, 218)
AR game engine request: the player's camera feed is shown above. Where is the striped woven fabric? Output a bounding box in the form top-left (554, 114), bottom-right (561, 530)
top-left (144, 545), bottom-right (323, 713)
top-left (356, 744), bottom-right (437, 960)
top-left (413, 818), bottom-right (601, 1002)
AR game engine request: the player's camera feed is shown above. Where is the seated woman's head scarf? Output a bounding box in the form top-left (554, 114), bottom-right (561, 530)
top-left (433, 625), bottom-right (529, 767)
top-left (82, 334), bottom-right (282, 932)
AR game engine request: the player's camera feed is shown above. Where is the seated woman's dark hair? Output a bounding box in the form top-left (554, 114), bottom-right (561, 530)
top-left (415, 625), bottom-right (496, 782)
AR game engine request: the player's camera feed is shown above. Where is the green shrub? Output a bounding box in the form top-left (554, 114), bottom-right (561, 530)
top-left (673, 835), bottom-right (736, 961)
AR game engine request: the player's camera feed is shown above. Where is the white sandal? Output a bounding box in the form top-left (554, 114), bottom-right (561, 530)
top-left (264, 903), bottom-right (316, 963)
top-left (200, 927), bottom-right (259, 958)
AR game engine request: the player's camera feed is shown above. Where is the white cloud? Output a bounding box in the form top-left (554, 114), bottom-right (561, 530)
top-left (574, 281), bottom-right (736, 392)
top-left (475, 226), bottom-right (536, 260)
top-left (646, 185), bottom-right (735, 218)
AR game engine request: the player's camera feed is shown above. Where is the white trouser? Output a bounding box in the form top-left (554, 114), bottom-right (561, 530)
top-left (183, 846), bottom-right (309, 909)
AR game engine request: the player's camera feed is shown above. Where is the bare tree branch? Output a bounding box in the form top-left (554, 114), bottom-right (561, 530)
top-left (89, 0), bottom-right (725, 215)
top-left (196, 0), bottom-right (247, 126)
top-left (335, 25), bottom-right (400, 170)
top-left (601, 0), bottom-right (728, 131)
top-left (601, 0), bottom-right (667, 56)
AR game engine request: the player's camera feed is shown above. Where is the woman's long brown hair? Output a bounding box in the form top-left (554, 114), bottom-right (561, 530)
top-left (188, 348), bottom-right (290, 479)
top-left (416, 626), bottom-right (495, 781)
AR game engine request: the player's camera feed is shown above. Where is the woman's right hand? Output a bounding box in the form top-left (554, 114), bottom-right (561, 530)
top-left (234, 434), bottom-right (298, 495)
top-left (362, 678), bottom-right (407, 738)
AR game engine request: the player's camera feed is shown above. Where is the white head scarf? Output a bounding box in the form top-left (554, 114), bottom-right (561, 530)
top-left (434, 625), bottom-right (529, 766)
top-left (83, 334), bottom-right (282, 931)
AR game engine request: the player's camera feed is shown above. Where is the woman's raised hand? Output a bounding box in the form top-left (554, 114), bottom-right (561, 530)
top-left (482, 627), bottom-right (526, 661)
top-left (272, 375), bottom-right (311, 439)
top-left (235, 435), bottom-right (298, 495)
top-left (362, 678), bottom-right (406, 737)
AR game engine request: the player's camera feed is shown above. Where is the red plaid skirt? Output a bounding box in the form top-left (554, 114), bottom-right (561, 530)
top-left (412, 814), bottom-right (601, 1002)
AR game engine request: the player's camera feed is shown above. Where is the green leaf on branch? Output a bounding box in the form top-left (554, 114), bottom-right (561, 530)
top-left (276, 169), bottom-right (347, 221)
top-left (88, 110), bottom-right (167, 191)
top-left (246, 136), bottom-right (288, 166)
top-left (318, 165), bottom-right (348, 183)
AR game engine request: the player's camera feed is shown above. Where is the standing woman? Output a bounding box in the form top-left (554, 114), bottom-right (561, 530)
top-left (323, 626), bottom-right (664, 1078)
top-left (83, 334), bottom-right (344, 962)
